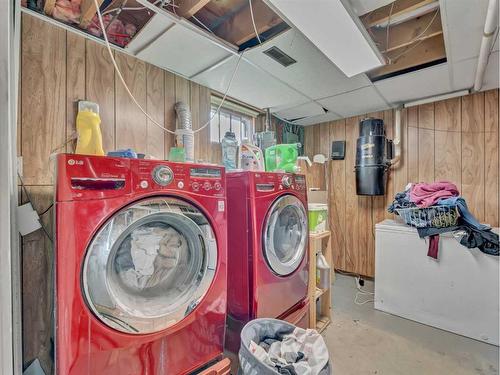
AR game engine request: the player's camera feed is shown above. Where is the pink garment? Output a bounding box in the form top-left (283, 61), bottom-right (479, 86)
top-left (87, 14), bottom-right (137, 47)
top-left (410, 181), bottom-right (459, 208)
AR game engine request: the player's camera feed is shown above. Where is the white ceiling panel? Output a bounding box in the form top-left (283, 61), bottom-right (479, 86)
top-left (482, 51), bottom-right (500, 91)
top-left (293, 111), bottom-right (342, 126)
top-left (452, 51), bottom-right (499, 91)
top-left (192, 56), bottom-right (308, 109)
top-left (318, 86), bottom-right (389, 118)
top-left (136, 24), bottom-right (231, 77)
top-left (441, 0), bottom-right (489, 63)
top-left (125, 14), bottom-right (175, 55)
top-left (451, 58), bottom-right (476, 91)
top-left (275, 101), bottom-right (326, 120)
top-left (375, 63), bottom-right (452, 104)
top-left (348, 0), bottom-right (394, 16)
top-left (245, 29), bottom-right (372, 100)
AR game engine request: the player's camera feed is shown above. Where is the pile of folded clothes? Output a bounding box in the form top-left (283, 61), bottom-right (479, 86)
top-left (248, 327), bottom-right (329, 375)
top-left (388, 181), bottom-right (499, 259)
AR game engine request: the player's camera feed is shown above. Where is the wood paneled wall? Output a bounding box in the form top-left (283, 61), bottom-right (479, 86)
top-left (18, 14), bottom-right (218, 373)
top-left (303, 89), bottom-right (500, 277)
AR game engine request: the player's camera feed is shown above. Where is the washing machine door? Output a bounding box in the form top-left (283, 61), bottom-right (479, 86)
top-left (263, 194), bottom-right (308, 276)
top-left (82, 197), bottom-right (217, 334)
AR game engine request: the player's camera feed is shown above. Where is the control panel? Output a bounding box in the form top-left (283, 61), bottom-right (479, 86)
top-left (254, 172), bottom-right (306, 193)
top-left (134, 160), bottom-right (224, 196)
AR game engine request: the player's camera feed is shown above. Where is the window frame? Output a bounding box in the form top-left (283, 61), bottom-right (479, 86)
top-left (209, 97), bottom-right (259, 144)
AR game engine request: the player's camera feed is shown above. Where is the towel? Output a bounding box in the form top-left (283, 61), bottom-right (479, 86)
top-left (410, 181), bottom-right (459, 208)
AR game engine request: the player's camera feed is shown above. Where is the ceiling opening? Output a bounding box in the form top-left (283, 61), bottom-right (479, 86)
top-left (359, 0), bottom-right (447, 81)
top-left (176, 0), bottom-right (290, 48)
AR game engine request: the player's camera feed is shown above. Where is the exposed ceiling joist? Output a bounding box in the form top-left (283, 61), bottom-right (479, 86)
top-left (369, 33), bottom-right (446, 79)
top-left (371, 10), bottom-right (443, 53)
top-left (362, 0), bottom-right (437, 28)
top-left (214, 0), bottom-right (283, 46)
top-left (177, 0), bottom-right (211, 18)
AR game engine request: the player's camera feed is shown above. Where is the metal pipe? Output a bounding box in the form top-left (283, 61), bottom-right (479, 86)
top-left (391, 107), bottom-right (402, 166)
top-left (473, 0), bottom-right (499, 92)
top-left (174, 102), bottom-right (195, 162)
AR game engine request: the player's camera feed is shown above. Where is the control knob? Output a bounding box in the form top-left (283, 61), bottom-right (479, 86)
top-left (282, 175), bottom-right (293, 188)
top-left (152, 166), bottom-right (173, 186)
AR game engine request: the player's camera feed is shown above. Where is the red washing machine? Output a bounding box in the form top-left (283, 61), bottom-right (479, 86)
top-left (54, 154), bottom-right (227, 375)
top-left (225, 171), bottom-right (309, 353)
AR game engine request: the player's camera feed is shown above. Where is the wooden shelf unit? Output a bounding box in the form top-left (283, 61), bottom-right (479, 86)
top-left (308, 230), bottom-right (333, 333)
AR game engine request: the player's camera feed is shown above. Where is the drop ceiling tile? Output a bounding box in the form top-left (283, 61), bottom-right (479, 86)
top-left (136, 23), bottom-right (231, 77)
top-left (192, 56), bottom-right (308, 109)
top-left (441, 0), bottom-right (489, 63)
top-left (452, 52), bottom-right (499, 91)
top-left (318, 86), bottom-right (389, 118)
top-left (125, 14), bottom-right (175, 55)
top-left (293, 112), bottom-right (342, 126)
top-left (375, 63), bottom-right (452, 104)
top-left (482, 51), bottom-right (499, 91)
top-left (275, 101), bottom-right (326, 121)
top-left (245, 29), bottom-right (371, 100)
top-left (452, 58), bottom-right (476, 91)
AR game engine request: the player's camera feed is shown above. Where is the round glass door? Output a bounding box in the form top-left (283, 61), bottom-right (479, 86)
top-left (263, 195), bottom-right (308, 276)
top-left (82, 197), bottom-right (217, 334)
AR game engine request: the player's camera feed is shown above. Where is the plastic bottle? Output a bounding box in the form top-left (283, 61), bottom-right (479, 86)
top-left (221, 131), bottom-right (239, 170)
top-left (75, 101), bottom-right (105, 156)
top-left (316, 254), bottom-right (331, 290)
top-left (240, 140), bottom-right (264, 171)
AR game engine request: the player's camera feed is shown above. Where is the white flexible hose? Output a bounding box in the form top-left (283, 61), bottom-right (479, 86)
top-left (249, 0), bottom-right (262, 44)
top-left (93, 0), bottom-right (244, 135)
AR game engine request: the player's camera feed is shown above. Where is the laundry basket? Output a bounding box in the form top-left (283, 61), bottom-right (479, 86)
top-left (395, 205), bottom-right (459, 229)
top-left (238, 318), bottom-right (331, 375)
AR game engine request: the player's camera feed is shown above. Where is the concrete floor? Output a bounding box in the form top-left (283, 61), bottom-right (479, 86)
top-left (323, 274), bottom-right (499, 375)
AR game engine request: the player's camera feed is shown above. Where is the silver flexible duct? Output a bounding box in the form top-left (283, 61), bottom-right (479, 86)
top-left (174, 102), bottom-right (194, 162)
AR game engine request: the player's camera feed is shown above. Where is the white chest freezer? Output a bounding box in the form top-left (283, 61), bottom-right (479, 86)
top-left (375, 219), bottom-right (499, 345)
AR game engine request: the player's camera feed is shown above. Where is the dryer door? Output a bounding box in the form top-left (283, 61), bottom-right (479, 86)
top-left (82, 197), bottom-right (217, 334)
top-left (263, 194), bottom-right (308, 276)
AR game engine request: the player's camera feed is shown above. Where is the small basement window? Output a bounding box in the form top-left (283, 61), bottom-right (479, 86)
top-left (210, 96), bottom-right (260, 144)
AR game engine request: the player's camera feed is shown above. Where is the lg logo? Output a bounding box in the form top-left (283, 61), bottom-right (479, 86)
top-left (67, 159), bottom-right (84, 166)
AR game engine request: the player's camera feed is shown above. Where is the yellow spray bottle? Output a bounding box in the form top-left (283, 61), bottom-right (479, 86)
top-left (75, 101), bottom-right (105, 156)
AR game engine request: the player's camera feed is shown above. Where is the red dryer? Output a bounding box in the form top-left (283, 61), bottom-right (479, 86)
top-left (55, 154), bottom-right (227, 374)
top-left (225, 171), bottom-right (309, 353)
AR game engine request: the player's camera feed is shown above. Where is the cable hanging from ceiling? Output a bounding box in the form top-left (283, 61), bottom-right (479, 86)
top-left (92, 0), bottom-right (244, 135)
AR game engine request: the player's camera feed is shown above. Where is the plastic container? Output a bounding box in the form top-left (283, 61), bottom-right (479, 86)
top-left (168, 147), bottom-right (186, 162)
top-left (75, 101), bottom-right (105, 156)
top-left (238, 318), bottom-right (331, 375)
top-left (316, 254), bottom-right (331, 290)
top-left (264, 144), bottom-right (299, 173)
top-left (308, 203), bottom-right (328, 233)
top-left (222, 131), bottom-right (239, 170)
top-left (240, 141), bottom-right (264, 171)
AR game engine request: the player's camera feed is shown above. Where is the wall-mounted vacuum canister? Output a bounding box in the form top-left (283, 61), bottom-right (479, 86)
top-left (355, 118), bottom-right (393, 196)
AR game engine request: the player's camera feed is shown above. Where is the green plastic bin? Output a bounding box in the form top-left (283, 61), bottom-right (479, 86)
top-left (308, 203), bottom-right (328, 233)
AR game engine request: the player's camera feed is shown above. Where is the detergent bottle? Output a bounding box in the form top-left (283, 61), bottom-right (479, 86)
top-left (264, 143), bottom-right (299, 173)
top-left (221, 131), bottom-right (239, 170)
top-left (75, 101), bottom-right (105, 156)
top-left (240, 140), bottom-right (264, 171)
